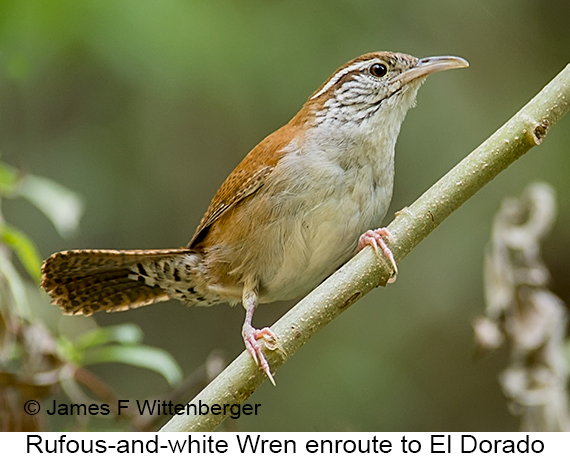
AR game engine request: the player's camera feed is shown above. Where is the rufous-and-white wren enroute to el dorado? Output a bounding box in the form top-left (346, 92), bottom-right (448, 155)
top-left (41, 51), bottom-right (469, 384)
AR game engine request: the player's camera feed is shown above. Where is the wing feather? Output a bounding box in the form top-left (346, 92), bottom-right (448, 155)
top-left (188, 122), bottom-right (299, 247)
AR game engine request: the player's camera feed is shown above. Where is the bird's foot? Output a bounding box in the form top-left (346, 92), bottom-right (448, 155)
top-left (242, 323), bottom-right (277, 385)
top-left (358, 228), bottom-right (398, 283)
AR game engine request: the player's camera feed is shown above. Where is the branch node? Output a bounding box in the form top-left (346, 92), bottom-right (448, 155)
top-left (523, 115), bottom-right (551, 145)
top-left (532, 118), bottom-right (550, 145)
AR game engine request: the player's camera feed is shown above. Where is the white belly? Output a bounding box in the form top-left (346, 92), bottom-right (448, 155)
top-left (257, 149), bottom-right (394, 302)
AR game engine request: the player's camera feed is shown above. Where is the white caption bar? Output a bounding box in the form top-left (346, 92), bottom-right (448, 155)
top-left (4, 432), bottom-right (566, 456)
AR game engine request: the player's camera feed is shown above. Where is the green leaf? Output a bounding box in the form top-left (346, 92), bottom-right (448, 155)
top-left (56, 335), bottom-right (80, 363)
top-left (81, 344), bottom-right (183, 386)
top-left (18, 174), bottom-right (84, 238)
top-left (0, 224), bottom-right (42, 282)
top-left (75, 323), bottom-right (144, 351)
top-left (0, 161), bottom-right (19, 195)
top-left (0, 249), bottom-right (29, 318)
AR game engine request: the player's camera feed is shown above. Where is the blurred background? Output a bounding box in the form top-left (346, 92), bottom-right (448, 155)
top-left (1, 0), bottom-right (569, 431)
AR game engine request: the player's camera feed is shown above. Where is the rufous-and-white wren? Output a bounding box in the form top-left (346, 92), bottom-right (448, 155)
top-left (41, 51), bottom-right (468, 384)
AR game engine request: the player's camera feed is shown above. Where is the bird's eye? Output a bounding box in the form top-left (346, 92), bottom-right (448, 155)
top-left (369, 63), bottom-right (388, 78)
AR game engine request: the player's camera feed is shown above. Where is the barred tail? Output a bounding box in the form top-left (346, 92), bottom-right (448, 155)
top-left (41, 248), bottom-right (194, 316)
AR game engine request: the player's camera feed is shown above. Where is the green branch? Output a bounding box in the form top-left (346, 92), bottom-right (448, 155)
top-left (160, 63), bottom-right (570, 432)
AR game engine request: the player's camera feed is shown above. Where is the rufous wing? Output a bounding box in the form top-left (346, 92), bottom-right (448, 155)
top-left (188, 122), bottom-right (300, 247)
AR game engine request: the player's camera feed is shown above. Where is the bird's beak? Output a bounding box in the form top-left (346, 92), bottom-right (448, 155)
top-left (392, 55), bottom-right (469, 87)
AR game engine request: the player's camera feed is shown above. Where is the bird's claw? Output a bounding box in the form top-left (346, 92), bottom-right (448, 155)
top-left (358, 228), bottom-right (398, 283)
top-left (242, 325), bottom-right (277, 385)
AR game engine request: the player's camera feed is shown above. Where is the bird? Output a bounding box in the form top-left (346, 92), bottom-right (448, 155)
top-left (41, 51), bottom-right (468, 385)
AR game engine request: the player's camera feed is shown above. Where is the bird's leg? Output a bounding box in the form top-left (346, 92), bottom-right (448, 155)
top-left (358, 228), bottom-right (398, 283)
top-left (241, 286), bottom-right (277, 385)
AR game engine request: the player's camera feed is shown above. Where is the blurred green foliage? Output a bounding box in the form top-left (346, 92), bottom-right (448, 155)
top-left (0, 161), bottom-right (183, 431)
top-left (1, 0), bottom-right (569, 431)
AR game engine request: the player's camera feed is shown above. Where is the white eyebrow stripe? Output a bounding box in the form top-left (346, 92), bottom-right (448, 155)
top-left (310, 60), bottom-right (373, 100)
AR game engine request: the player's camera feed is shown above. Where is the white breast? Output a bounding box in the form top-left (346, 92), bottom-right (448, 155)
top-left (257, 124), bottom-right (396, 301)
